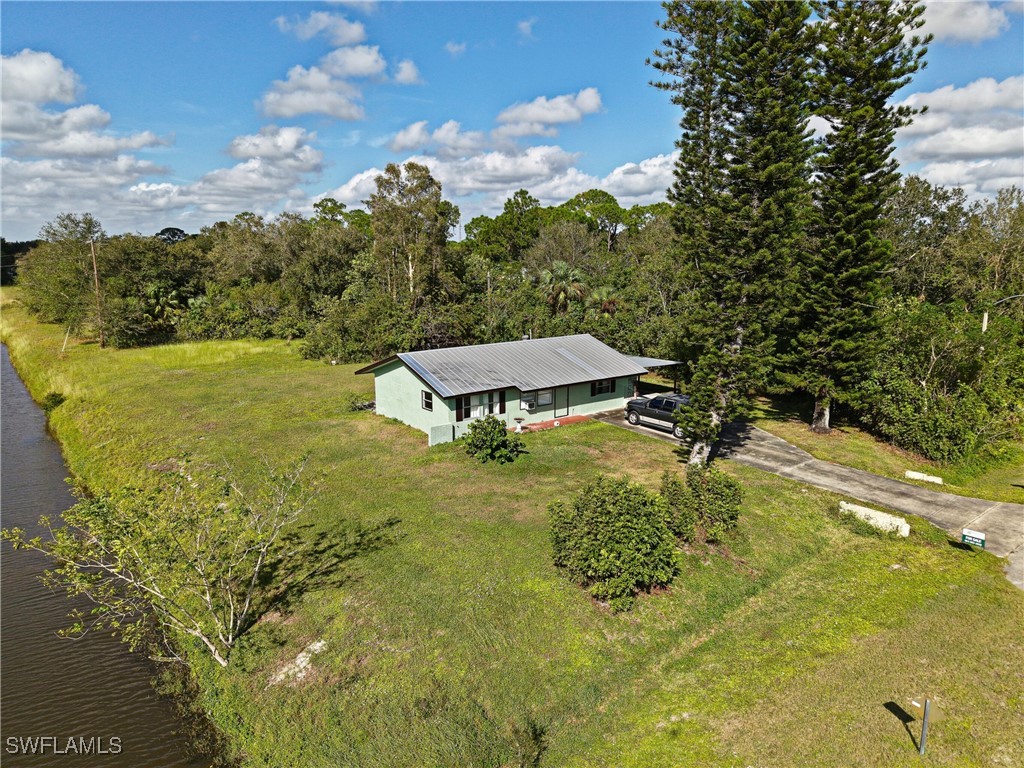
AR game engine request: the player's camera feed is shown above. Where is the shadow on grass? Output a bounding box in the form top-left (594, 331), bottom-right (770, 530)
top-left (884, 701), bottom-right (920, 751)
top-left (257, 516), bottom-right (402, 619)
top-left (754, 394), bottom-right (861, 430)
top-left (947, 540), bottom-right (983, 555)
top-left (637, 380), bottom-right (676, 396)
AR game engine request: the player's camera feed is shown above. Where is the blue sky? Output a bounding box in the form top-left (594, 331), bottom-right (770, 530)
top-left (2, 1), bottom-right (1022, 240)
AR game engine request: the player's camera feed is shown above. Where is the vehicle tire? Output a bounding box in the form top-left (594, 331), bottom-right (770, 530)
top-left (672, 424), bottom-right (685, 439)
top-left (627, 411), bottom-right (640, 425)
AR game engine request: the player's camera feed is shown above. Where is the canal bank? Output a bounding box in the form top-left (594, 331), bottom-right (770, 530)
top-left (1, 343), bottom-right (211, 767)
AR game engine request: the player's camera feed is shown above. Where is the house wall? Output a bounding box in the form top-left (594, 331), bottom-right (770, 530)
top-left (372, 359), bottom-right (447, 437)
top-left (372, 363), bottom-right (637, 446)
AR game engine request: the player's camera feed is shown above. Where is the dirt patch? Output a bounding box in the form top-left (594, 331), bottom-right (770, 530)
top-left (147, 458), bottom-right (182, 473)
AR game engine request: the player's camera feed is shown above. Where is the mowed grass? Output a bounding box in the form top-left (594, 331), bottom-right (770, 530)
top-left (3, 291), bottom-right (1023, 767)
top-left (749, 395), bottom-right (1024, 504)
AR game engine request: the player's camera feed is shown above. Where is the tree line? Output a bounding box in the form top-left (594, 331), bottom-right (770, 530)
top-left (11, 0), bottom-right (1023, 468)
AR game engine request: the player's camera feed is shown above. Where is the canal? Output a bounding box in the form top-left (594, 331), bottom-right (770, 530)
top-left (1, 344), bottom-right (208, 767)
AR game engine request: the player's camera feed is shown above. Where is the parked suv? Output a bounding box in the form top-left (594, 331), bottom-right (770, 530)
top-left (624, 393), bottom-right (690, 439)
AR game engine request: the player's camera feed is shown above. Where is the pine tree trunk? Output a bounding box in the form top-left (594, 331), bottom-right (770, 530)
top-left (810, 395), bottom-right (830, 434)
top-left (689, 441), bottom-right (712, 465)
top-left (688, 409), bottom-right (721, 465)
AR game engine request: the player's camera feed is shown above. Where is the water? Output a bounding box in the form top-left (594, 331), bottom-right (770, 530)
top-left (1, 345), bottom-right (208, 767)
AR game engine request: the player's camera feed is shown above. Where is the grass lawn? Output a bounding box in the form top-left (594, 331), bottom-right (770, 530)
top-left (3, 288), bottom-right (1023, 767)
top-left (748, 395), bottom-right (1024, 504)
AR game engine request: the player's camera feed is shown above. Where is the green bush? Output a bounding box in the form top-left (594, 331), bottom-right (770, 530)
top-left (549, 475), bottom-right (676, 611)
top-left (660, 470), bottom-right (696, 541)
top-left (686, 464), bottom-right (743, 541)
top-left (40, 391), bottom-right (67, 413)
top-left (463, 414), bottom-right (526, 464)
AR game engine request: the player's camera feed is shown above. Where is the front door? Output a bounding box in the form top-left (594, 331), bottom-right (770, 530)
top-left (554, 386), bottom-right (569, 418)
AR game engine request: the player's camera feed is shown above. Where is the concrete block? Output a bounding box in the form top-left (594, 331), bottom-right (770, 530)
top-left (839, 501), bottom-right (910, 537)
top-left (905, 470), bottom-right (943, 485)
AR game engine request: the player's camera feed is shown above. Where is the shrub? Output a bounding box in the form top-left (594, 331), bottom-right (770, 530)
top-left (660, 470), bottom-right (696, 541)
top-left (686, 464), bottom-right (742, 541)
top-left (40, 391), bottom-right (67, 413)
top-left (549, 475), bottom-right (676, 611)
top-left (463, 414), bottom-right (526, 464)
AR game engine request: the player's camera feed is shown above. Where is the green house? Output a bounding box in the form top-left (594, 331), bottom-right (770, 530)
top-left (356, 334), bottom-right (650, 445)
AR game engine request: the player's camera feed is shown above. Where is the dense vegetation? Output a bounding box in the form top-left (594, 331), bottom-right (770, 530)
top-left (14, 175), bottom-right (1022, 466)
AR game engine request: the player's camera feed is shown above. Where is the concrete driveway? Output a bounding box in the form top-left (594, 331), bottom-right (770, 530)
top-left (594, 412), bottom-right (1024, 589)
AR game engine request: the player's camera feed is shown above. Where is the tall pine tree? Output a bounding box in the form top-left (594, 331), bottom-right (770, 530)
top-left (650, 1), bottom-right (734, 256)
top-left (791, 0), bottom-right (930, 432)
top-left (653, 1), bottom-right (816, 462)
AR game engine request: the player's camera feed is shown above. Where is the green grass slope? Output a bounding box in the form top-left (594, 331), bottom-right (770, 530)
top-left (3, 289), bottom-right (1022, 767)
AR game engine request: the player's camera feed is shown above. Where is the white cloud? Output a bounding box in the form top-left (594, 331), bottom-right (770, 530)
top-left (2, 101), bottom-right (110, 142)
top-left (1, 50), bottom-right (171, 165)
top-left (260, 44), bottom-right (403, 119)
top-left (922, 1), bottom-right (1010, 43)
top-left (260, 62), bottom-right (364, 120)
top-left (1, 49), bottom-right (81, 104)
top-left (404, 146), bottom-right (581, 196)
top-left (906, 126), bottom-right (1024, 160)
top-left (389, 120), bottom-right (432, 152)
top-left (491, 121), bottom-right (559, 142)
top-left (128, 126), bottom-right (324, 218)
top-left (321, 45), bottom-right (387, 79)
top-left (915, 157), bottom-right (1023, 195)
top-left (3, 124), bottom-right (327, 237)
top-left (227, 126), bottom-right (322, 164)
top-left (393, 59), bottom-right (422, 85)
top-left (897, 75), bottom-right (1024, 195)
top-left (497, 88), bottom-right (602, 129)
top-left (320, 167), bottom-right (382, 208)
top-left (389, 120), bottom-right (486, 156)
top-left (431, 120), bottom-right (487, 156)
top-left (900, 75), bottom-right (1024, 120)
top-left (274, 11), bottom-right (366, 46)
top-left (601, 153), bottom-right (678, 201)
top-left (445, 41), bottom-right (467, 57)
top-left (19, 130), bottom-right (169, 158)
top-left (2, 154), bottom-right (170, 235)
top-left (517, 17), bottom-right (537, 41)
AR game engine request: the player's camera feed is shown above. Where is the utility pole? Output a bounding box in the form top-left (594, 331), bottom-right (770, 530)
top-left (90, 239), bottom-right (105, 348)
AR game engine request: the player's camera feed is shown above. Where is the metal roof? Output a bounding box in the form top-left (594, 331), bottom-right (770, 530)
top-left (368, 334), bottom-right (649, 398)
top-left (626, 355), bottom-right (682, 368)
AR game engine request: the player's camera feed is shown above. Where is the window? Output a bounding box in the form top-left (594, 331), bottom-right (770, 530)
top-left (456, 390), bottom-right (505, 422)
top-left (421, 391), bottom-right (433, 411)
top-left (591, 378), bottom-right (615, 397)
top-left (522, 389), bottom-right (552, 409)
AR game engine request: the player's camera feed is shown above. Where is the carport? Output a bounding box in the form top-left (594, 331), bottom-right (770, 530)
top-left (625, 355), bottom-right (683, 397)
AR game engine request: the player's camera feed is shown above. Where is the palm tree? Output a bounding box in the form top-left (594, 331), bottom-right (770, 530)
top-left (539, 260), bottom-right (586, 315)
top-left (586, 286), bottom-right (622, 320)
